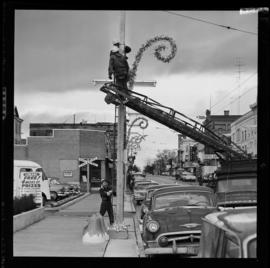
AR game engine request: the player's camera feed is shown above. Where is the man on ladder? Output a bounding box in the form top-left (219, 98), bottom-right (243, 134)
top-left (108, 40), bottom-right (131, 102)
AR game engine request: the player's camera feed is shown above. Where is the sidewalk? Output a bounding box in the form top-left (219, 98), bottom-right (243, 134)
top-left (13, 191), bottom-right (144, 257)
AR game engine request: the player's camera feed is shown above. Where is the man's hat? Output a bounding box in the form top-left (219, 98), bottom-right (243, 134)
top-left (112, 40), bottom-right (131, 54)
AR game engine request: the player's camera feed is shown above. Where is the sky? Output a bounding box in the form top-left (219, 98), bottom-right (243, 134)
top-left (14, 10), bottom-right (258, 169)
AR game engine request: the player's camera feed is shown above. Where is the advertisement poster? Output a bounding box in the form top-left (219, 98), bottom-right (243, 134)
top-left (20, 172), bottom-right (42, 204)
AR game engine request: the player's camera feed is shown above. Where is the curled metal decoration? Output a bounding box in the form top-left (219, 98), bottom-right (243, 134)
top-left (127, 134), bottom-right (146, 156)
top-left (128, 142), bottom-right (141, 156)
top-left (128, 35), bottom-right (177, 89)
top-left (128, 134), bottom-right (147, 146)
top-left (127, 117), bottom-right (149, 143)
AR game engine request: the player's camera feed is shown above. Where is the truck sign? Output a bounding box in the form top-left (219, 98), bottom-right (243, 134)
top-left (20, 172), bottom-right (42, 204)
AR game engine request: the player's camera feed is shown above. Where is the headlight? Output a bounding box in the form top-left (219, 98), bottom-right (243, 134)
top-left (146, 220), bottom-right (160, 233)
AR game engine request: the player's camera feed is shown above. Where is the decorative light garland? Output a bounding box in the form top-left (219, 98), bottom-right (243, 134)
top-left (128, 35), bottom-right (177, 89)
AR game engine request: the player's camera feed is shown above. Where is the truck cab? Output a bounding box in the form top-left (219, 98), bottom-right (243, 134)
top-left (14, 160), bottom-right (51, 206)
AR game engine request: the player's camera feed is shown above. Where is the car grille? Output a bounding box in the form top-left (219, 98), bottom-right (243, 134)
top-left (157, 231), bottom-right (201, 247)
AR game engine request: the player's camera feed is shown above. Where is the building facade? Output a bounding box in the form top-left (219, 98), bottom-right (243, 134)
top-left (14, 129), bottom-right (113, 191)
top-left (29, 122), bottom-right (118, 160)
top-left (177, 135), bottom-right (199, 172)
top-left (14, 106), bottom-right (23, 144)
top-left (231, 102), bottom-right (257, 157)
top-left (203, 109), bottom-right (241, 155)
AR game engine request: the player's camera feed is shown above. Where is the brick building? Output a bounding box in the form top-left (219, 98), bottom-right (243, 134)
top-left (14, 129), bottom-right (113, 191)
top-left (29, 122), bottom-right (118, 159)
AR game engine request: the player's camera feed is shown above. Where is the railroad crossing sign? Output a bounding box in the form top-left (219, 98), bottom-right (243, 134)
top-left (78, 157), bottom-right (98, 168)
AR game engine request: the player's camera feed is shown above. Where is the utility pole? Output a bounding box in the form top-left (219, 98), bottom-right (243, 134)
top-left (92, 14), bottom-right (156, 225)
top-left (116, 10), bottom-right (126, 224)
top-left (235, 57), bottom-right (245, 114)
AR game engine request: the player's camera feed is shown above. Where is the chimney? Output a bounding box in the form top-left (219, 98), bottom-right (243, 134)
top-left (224, 110), bottom-right (230, 116)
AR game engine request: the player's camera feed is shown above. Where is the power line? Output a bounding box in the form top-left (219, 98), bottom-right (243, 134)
top-left (214, 85), bottom-right (257, 114)
top-left (211, 72), bottom-right (257, 110)
top-left (162, 11), bottom-right (258, 36)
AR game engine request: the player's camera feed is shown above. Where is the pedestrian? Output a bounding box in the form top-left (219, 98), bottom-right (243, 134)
top-left (129, 174), bottom-right (135, 193)
top-left (99, 179), bottom-right (114, 227)
top-left (108, 40), bottom-right (131, 99)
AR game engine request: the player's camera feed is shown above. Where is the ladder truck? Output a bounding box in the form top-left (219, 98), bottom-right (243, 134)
top-left (100, 83), bottom-right (257, 207)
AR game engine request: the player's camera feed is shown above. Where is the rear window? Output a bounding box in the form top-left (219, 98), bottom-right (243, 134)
top-left (217, 178), bottom-right (257, 192)
top-left (154, 191), bottom-right (213, 209)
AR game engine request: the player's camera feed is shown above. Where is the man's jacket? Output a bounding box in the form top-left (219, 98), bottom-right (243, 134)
top-left (99, 186), bottom-right (113, 202)
top-left (108, 51), bottom-right (129, 79)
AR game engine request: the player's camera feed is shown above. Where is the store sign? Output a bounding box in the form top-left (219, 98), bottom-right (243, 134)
top-left (63, 170), bottom-right (73, 177)
top-left (20, 172), bottom-right (42, 204)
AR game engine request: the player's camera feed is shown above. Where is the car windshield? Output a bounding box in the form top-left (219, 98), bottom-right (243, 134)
top-left (217, 178), bottom-right (257, 192)
top-left (135, 183), bottom-right (157, 190)
top-left (247, 238), bottom-right (257, 258)
top-left (134, 175), bottom-right (145, 180)
top-left (154, 191), bottom-right (213, 209)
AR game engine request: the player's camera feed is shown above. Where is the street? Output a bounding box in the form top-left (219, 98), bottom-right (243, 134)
top-left (144, 174), bottom-right (197, 185)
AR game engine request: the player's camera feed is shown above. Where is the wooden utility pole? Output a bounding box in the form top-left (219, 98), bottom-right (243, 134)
top-left (116, 10), bottom-right (126, 224)
top-left (92, 12), bottom-right (156, 224)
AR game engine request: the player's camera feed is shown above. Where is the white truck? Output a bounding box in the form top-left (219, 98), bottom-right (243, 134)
top-left (14, 160), bottom-right (51, 206)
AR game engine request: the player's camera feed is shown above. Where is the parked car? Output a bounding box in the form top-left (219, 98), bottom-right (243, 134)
top-left (133, 172), bottom-right (146, 183)
top-left (14, 160), bottom-right (51, 206)
top-left (202, 174), bottom-right (213, 183)
top-left (133, 181), bottom-right (159, 205)
top-left (142, 185), bottom-right (217, 257)
top-left (48, 177), bottom-right (75, 201)
top-left (181, 171), bottom-right (197, 182)
top-left (198, 207), bottom-right (256, 258)
top-left (215, 160), bottom-right (257, 208)
top-left (175, 168), bottom-right (185, 180)
top-left (140, 184), bottom-right (179, 220)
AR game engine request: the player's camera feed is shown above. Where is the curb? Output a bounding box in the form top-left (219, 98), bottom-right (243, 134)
top-left (13, 207), bottom-right (45, 233)
top-left (45, 193), bottom-right (90, 211)
top-left (133, 214), bottom-right (146, 257)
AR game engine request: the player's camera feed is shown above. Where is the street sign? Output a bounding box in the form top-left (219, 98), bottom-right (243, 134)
top-left (78, 157), bottom-right (98, 168)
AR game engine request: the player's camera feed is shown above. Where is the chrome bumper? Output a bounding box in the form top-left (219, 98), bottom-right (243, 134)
top-left (144, 244), bottom-right (199, 255)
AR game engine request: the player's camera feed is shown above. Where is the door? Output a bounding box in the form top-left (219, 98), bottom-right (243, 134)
top-left (90, 160), bottom-right (101, 189)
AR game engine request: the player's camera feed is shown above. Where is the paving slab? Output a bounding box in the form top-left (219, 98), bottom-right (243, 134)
top-left (13, 215), bottom-right (108, 257)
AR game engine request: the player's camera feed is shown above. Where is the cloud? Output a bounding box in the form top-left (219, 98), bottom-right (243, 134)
top-left (15, 10), bottom-right (257, 95)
